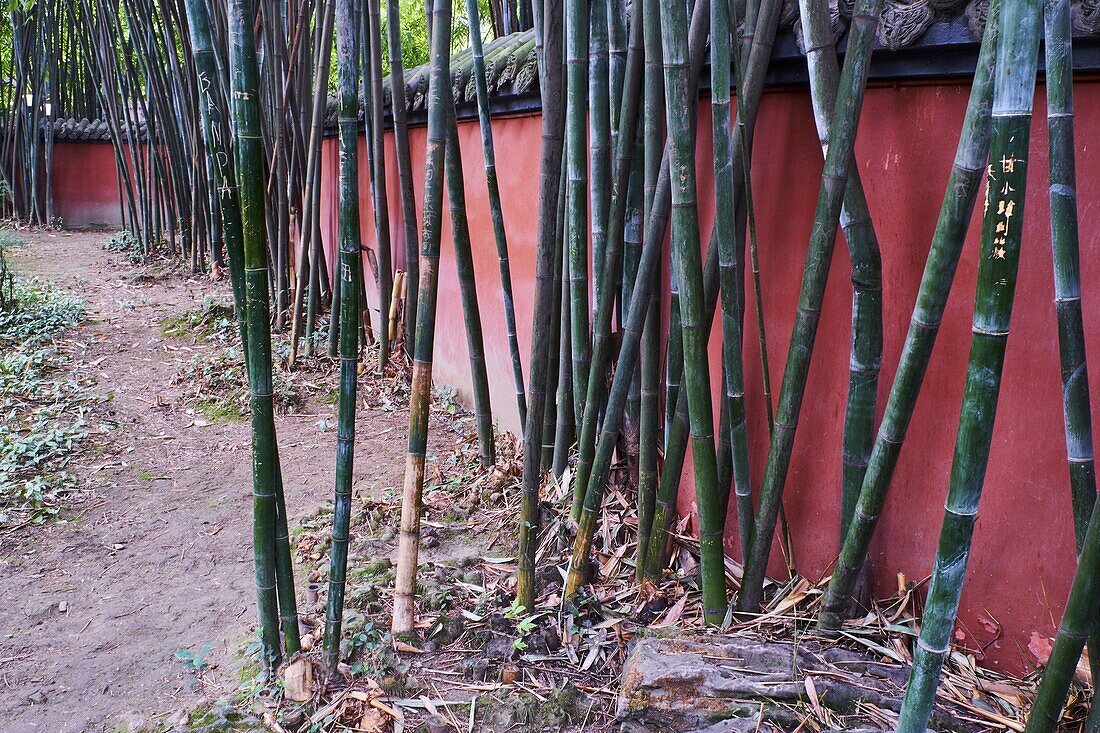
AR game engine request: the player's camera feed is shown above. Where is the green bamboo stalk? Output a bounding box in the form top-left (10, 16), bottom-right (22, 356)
top-left (797, 0), bottom-right (883, 547)
top-left (1014, 0), bottom-right (1100, 724)
top-left (589, 0), bottom-right (611, 320)
top-left (712, 0), bottom-right (753, 560)
top-left (737, 0), bottom-right (883, 613)
top-left (1042, 0), bottom-right (1099, 589)
top-left (367, 0), bottom-right (392, 370)
top-left (644, 0), bottom-right (782, 582)
top-left (564, 0), bottom-right (712, 616)
top-left (544, 153), bottom-right (568, 472)
top-left (565, 0), bottom-right (590, 429)
top-left (385, 0), bottom-right (420, 354)
top-left (634, 0), bottom-right (664, 575)
top-left (392, 0), bottom-right (452, 634)
top-left (1026, 498), bottom-right (1100, 732)
top-left (227, 0), bottom-right (287, 673)
top-left (569, 1), bottom-right (645, 522)
top-left (655, 0), bottom-right (726, 624)
top-left (465, 0), bottom-right (527, 427)
top-left (896, 1), bottom-right (1042, 725)
top-left (516, 0), bottom-right (566, 613)
top-left (552, 218), bottom-right (574, 479)
top-left (444, 101), bottom-right (496, 468)
top-left (183, 0), bottom-right (246, 364)
top-left (322, 0), bottom-right (362, 673)
top-left (622, 120), bottom-right (645, 469)
top-left (187, 2), bottom-right (298, 646)
top-left (817, 0), bottom-right (1001, 631)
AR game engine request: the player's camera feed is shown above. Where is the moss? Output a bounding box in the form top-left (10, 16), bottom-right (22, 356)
top-left (236, 657), bottom-right (262, 683)
top-left (195, 398), bottom-right (245, 423)
top-left (183, 701), bottom-right (264, 732)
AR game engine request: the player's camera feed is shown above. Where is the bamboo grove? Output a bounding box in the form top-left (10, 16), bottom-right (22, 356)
top-left (9, 0), bottom-right (1100, 726)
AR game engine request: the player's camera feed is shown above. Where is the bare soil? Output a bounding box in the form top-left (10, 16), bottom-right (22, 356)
top-left (0, 230), bottom-right (467, 732)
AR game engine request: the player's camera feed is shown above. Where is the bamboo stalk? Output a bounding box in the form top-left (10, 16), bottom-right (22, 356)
top-left (465, 0), bottom-right (528, 427)
top-left (322, 0), bottom-right (363, 674)
top-left (656, 0), bottom-right (728, 616)
top-left (644, 0), bottom-right (782, 582)
top-left (569, 0), bottom-right (645, 522)
top-left (817, 0), bottom-right (1002, 632)
top-left (589, 0), bottom-right (611, 320)
top-left (366, 0), bottom-right (393, 371)
top-left (1039, 0), bottom-right (1100, 688)
top-left (565, 0), bottom-right (711, 610)
top-left (896, 1), bottom-right (1042, 725)
top-left (797, 0), bottom-right (883, 551)
top-left (227, 0), bottom-right (291, 673)
top-left (738, 0), bottom-right (884, 613)
top-left (565, 0), bottom-right (590, 429)
top-left (634, 0), bottom-right (664, 575)
top-left (444, 101), bottom-right (496, 468)
top-left (516, 0), bottom-right (566, 613)
top-left (1009, 0), bottom-right (1099, 725)
top-left (712, 0), bottom-right (754, 560)
top-left (392, 0), bottom-right (452, 635)
top-left (543, 153), bottom-right (568, 471)
top-left (385, 0), bottom-right (420, 355)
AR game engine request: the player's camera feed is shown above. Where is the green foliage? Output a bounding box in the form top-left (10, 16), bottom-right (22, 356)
top-left (172, 346), bottom-right (301, 421)
top-left (331, 0), bottom-right (495, 87)
top-left (101, 229), bottom-right (145, 264)
top-left (0, 251), bottom-right (93, 527)
top-left (175, 642), bottom-right (214, 673)
top-left (160, 297), bottom-right (237, 344)
top-left (347, 620), bottom-right (388, 676)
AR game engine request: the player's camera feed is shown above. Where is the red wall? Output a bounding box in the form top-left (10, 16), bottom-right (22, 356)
top-left (49, 77), bottom-right (1100, 674)
top-left (319, 78), bottom-right (1100, 674)
top-left (50, 142), bottom-right (123, 228)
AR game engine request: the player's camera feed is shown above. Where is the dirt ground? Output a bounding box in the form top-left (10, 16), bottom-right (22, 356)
top-left (0, 230), bottom-right (459, 733)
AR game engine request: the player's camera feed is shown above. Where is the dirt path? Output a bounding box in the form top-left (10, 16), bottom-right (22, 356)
top-left (0, 231), bottom-right (426, 732)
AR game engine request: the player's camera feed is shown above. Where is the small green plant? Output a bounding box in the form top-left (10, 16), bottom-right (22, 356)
top-left (503, 598), bottom-right (527, 620)
top-left (101, 229), bottom-right (145, 263)
top-left (174, 642), bottom-right (214, 674)
top-left (347, 621), bottom-right (387, 676)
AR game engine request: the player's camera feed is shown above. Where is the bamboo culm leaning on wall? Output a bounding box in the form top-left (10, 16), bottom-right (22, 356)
top-left (817, 0), bottom-right (1003, 632)
top-left (392, 0), bottom-right (454, 636)
top-left (738, 0), bottom-right (885, 613)
top-left (896, 0), bottom-right (1043, 726)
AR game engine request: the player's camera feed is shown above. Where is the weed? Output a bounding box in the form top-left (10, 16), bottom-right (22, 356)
top-left (101, 229), bottom-right (145, 263)
top-left (0, 248), bottom-right (95, 527)
top-left (175, 642), bottom-right (214, 674)
top-left (160, 297), bottom-right (237, 344)
top-left (172, 346), bottom-right (305, 421)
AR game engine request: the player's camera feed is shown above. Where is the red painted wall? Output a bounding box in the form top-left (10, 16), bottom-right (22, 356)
top-left (50, 77), bottom-right (1100, 674)
top-left (50, 142), bottom-right (123, 228)
top-left (318, 78), bottom-right (1100, 674)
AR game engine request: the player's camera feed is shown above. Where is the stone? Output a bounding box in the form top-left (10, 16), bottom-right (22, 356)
top-left (617, 634), bottom-right (961, 732)
top-left (283, 658), bottom-right (313, 702)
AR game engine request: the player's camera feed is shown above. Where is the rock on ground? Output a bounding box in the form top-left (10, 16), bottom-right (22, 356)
top-left (617, 634), bottom-right (963, 732)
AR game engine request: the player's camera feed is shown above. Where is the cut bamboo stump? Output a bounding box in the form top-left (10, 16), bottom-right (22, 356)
top-left (617, 635), bottom-right (969, 732)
